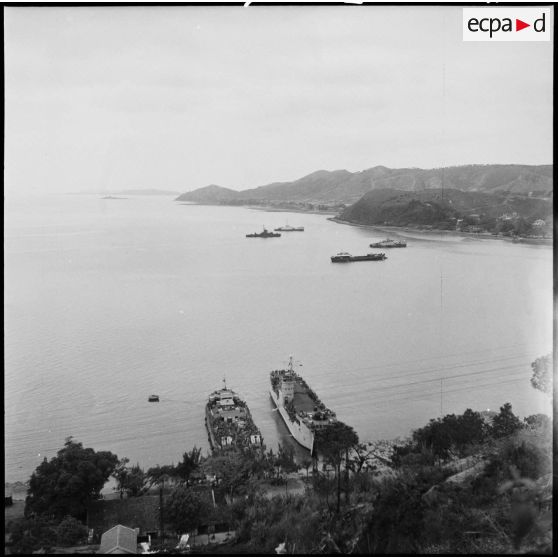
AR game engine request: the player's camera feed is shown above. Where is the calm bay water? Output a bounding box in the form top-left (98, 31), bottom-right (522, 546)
top-left (4, 194), bottom-right (552, 482)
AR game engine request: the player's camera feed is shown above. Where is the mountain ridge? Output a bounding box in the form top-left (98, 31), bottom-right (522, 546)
top-left (176, 164), bottom-right (553, 205)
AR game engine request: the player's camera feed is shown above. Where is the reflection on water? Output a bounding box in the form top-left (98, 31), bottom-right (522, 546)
top-left (4, 195), bottom-right (552, 481)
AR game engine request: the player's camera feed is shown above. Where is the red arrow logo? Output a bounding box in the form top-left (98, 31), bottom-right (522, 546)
top-left (516, 19), bottom-right (530, 31)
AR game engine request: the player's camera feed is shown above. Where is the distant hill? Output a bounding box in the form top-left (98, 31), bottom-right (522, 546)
top-left (338, 188), bottom-right (553, 229)
top-left (176, 164), bottom-right (552, 205)
top-left (110, 189), bottom-right (180, 196)
top-left (77, 188), bottom-right (180, 196)
top-left (176, 184), bottom-right (241, 203)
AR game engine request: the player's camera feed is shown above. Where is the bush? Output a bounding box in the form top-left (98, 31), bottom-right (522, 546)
top-left (402, 408), bottom-right (488, 461)
top-left (8, 516), bottom-right (57, 554)
top-left (56, 515), bottom-right (88, 546)
top-left (491, 403), bottom-right (523, 439)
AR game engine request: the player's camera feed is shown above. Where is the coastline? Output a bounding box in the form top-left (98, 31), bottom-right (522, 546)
top-left (176, 203), bottom-right (552, 245)
top-left (247, 205), bottom-right (338, 216)
top-left (327, 217), bottom-right (553, 245)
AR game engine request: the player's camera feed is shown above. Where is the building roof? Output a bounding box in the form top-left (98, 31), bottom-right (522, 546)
top-left (99, 524), bottom-right (138, 554)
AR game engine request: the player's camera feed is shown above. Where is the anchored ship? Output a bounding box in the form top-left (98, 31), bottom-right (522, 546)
top-left (205, 379), bottom-right (263, 451)
top-left (269, 357), bottom-right (337, 453)
top-left (370, 238), bottom-right (407, 248)
top-left (274, 224), bottom-right (304, 232)
top-left (331, 252), bottom-right (387, 263)
top-left (246, 227), bottom-right (281, 238)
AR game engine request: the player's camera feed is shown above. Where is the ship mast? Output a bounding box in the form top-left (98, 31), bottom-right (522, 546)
top-left (288, 356), bottom-right (294, 373)
top-left (223, 375), bottom-right (227, 390)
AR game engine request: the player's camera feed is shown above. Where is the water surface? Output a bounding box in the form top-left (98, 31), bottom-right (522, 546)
top-left (4, 194), bottom-right (552, 481)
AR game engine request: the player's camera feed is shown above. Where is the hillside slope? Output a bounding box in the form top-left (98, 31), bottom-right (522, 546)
top-left (338, 188), bottom-right (553, 229)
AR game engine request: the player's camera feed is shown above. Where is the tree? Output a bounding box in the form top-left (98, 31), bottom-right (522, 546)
top-left (202, 449), bottom-right (253, 498)
top-left (314, 421), bottom-right (359, 513)
top-left (276, 444), bottom-right (298, 475)
top-left (301, 457), bottom-right (313, 480)
top-left (530, 354), bottom-right (552, 394)
top-left (146, 464), bottom-right (177, 487)
top-left (113, 458), bottom-right (147, 497)
top-left (175, 446), bottom-right (202, 484)
top-left (164, 486), bottom-right (211, 534)
top-left (25, 437), bottom-right (119, 521)
top-left (491, 403), bottom-right (522, 439)
top-left (523, 413), bottom-right (551, 433)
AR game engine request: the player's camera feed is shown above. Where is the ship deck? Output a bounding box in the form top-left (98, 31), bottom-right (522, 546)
top-left (293, 382), bottom-right (316, 413)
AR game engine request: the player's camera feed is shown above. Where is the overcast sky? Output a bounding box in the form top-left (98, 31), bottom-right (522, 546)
top-left (4, 5), bottom-right (553, 195)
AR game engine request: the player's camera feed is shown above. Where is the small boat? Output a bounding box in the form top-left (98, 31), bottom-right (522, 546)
top-left (331, 252), bottom-right (387, 263)
top-left (274, 224), bottom-right (304, 232)
top-left (370, 238), bottom-right (407, 248)
top-left (148, 395), bottom-right (160, 402)
top-left (246, 227), bottom-right (281, 238)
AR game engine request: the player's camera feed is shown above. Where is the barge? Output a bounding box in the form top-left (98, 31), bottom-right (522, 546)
top-left (370, 238), bottom-right (407, 248)
top-left (331, 252), bottom-right (387, 263)
top-left (205, 380), bottom-right (263, 451)
top-left (274, 225), bottom-right (304, 232)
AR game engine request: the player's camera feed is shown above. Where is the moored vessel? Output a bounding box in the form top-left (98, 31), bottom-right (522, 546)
top-left (205, 380), bottom-right (263, 451)
top-left (511, 236), bottom-right (552, 245)
top-left (269, 357), bottom-right (337, 453)
top-left (246, 227), bottom-right (281, 238)
top-left (370, 238), bottom-right (407, 248)
top-left (331, 252), bottom-right (387, 263)
top-left (274, 224), bottom-right (304, 232)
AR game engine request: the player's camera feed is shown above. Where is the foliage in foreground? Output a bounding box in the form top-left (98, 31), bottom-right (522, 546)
top-left (8, 515), bottom-right (88, 555)
top-left (25, 437), bottom-right (119, 521)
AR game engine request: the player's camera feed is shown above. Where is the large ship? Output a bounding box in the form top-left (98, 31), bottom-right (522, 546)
top-left (370, 238), bottom-right (407, 248)
top-left (331, 251), bottom-right (387, 263)
top-left (246, 227), bottom-right (281, 238)
top-left (269, 357), bottom-right (337, 453)
top-left (205, 380), bottom-right (263, 451)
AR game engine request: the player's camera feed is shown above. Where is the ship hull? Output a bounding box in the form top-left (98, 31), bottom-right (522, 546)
top-left (270, 389), bottom-right (314, 452)
top-left (331, 254), bottom-right (386, 262)
top-left (205, 404), bottom-right (217, 451)
top-left (205, 389), bottom-right (263, 452)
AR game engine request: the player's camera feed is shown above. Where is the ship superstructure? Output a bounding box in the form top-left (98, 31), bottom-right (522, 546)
top-left (269, 357), bottom-right (337, 453)
top-left (246, 227), bottom-right (281, 238)
top-left (205, 380), bottom-right (263, 451)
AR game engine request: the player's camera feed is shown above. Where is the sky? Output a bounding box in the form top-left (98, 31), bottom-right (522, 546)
top-left (4, 5), bottom-right (554, 195)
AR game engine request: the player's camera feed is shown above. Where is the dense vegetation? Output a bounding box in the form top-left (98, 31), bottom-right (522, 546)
top-left (7, 356), bottom-right (553, 555)
top-left (338, 187), bottom-right (553, 234)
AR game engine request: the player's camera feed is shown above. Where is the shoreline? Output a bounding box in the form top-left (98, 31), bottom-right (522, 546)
top-left (177, 204), bottom-right (551, 244)
top-left (246, 205), bottom-right (338, 216)
top-left (327, 217), bottom-right (553, 244)
top-left (176, 201), bottom-right (339, 216)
